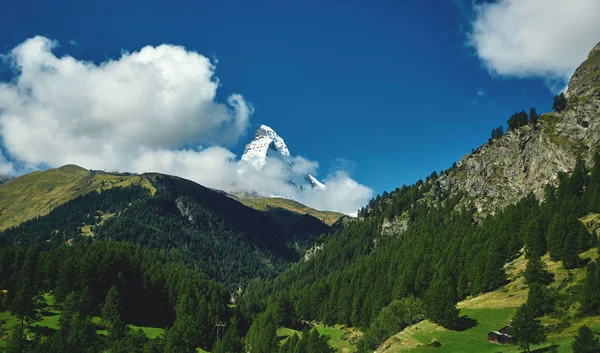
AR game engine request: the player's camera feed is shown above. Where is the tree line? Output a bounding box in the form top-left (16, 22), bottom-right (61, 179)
top-left (241, 152), bottom-right (600, 352)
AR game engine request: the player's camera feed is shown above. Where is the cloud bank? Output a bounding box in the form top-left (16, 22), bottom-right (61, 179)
top-left (0, 36), bottom-right (372, 215)
top-left (468, 0), bottom-right (600, 90)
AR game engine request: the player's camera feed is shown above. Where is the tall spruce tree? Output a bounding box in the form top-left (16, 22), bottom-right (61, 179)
top-left (524, 253), bottom-right (554, 285)
top-left (10, 248), bottom-right (39, 326)
top-left (572, 325), bottom-right (600, 353)
top-left (510, 304), bottom-right (546, 353)
top-left (102, 285), bottom-right (127, 343)
top-left (553, 93), bottom-right (567, 112)
top-left (245, 312), bottom-right (278, 353)
top-left (582, 261), bottom-right (600, 314)
top-left (530, 107), bottom-right (538, 124)
top-left (424, 277), bottom-right (458, 328)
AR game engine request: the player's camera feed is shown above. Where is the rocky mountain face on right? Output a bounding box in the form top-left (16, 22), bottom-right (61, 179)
top-left (374, 42), bottom-right (600, 230)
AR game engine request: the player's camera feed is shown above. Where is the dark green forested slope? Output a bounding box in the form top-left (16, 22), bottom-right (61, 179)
top-left (0, 173), bottom-right (331, 288)
top-left (0, 242), bottom-right (230, 353)
top-left (238, 153), bottom-right (600, 353)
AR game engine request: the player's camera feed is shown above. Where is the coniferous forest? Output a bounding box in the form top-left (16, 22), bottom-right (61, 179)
top-left (2, 93), bottom-right (600, 352)
top-left (1, 150), bottom-right (600, 352)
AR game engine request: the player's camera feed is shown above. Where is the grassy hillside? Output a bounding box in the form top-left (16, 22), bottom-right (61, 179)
top-left (277, 324), bottom-right (362, 353)
top-left (376, 241), bottom-right (600, 353)
top-left (0, 165), bottom-right (155, 230)
top-left (238, 197), bottom-right (347, 226)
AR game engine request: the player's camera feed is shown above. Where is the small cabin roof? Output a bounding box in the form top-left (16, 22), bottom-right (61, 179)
top-left (489, 331), bottom-right (511, 337)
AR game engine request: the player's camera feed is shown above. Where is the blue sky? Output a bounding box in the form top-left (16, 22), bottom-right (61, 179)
top-left (1, 0), bottom-right (599, 210)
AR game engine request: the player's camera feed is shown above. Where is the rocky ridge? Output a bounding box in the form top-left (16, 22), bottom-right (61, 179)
top-left (431, 43), bottom-right (600, 216)
top-left (380, 42), bottom-right (600, 228)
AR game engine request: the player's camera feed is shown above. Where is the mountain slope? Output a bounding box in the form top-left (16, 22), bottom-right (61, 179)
top-left (0, 167), bottom-right (332, 288)
top-left (364, 42), bottom-right (600, 220)
top-left (0, 165), bottom-right (155, 230)
top-left (236, 197), bottom-right (346, 226)
top-left (376, 246), bottom-right (600, 353)
top-left (239, 42), bottom-right (600, 353)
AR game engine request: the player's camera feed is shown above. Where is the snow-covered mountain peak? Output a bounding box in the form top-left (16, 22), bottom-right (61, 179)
top-left (240, 124), bottom-right (326, 194)
top-left (241, 125), bottom-right (291, 169)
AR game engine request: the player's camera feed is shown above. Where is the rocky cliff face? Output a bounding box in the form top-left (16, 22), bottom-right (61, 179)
top-left (422, 42), bottom-right (600, 216)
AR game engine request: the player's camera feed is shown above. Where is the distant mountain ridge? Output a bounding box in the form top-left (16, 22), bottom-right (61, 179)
top-left (0, 166), bottom-right (333, 288)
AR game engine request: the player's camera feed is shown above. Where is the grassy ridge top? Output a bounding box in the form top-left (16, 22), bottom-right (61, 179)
top-left (237, 197), bottom-right (347, 226)
top-left (0, 165), bottom-right (155, 230)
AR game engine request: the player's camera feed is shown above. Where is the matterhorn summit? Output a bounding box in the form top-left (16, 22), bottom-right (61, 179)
top-left (241, 125), bottom-right (292, 169)
top-left (240, 125), bottom-right (325, 191)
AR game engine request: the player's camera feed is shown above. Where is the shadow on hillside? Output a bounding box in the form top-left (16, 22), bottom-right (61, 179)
top-left (531, 344), bottom-right (559, 352)
top-left (452, 316), bottom-right (477, 332)
top-left (29, 325), bottom-right (56, 337)
top-left (39, 310), bottom-right (58, 317)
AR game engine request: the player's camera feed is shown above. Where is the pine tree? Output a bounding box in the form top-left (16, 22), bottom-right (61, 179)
top-left (525, 216), bottom-right (547, 258)
top-left (245, 312), bottom-right (278, 353)
top-left (572, 325), bottom-right (600, 353)
top-left (58, 292), bottom-right (98, 353)
top-left (6, 324), bottom-right (28, 353)
top-left (582, 261), bottom-right (600, 314)
top-left (553, 93), bottom-right (567, 112)
top-left (510, 304), bottom-right (546, 353)
top-left (424, 277), bottom-right (458, 328)
top-left (524, 253), bottom-right (554, 285)
top-left (280, 333), bottom-right (299, 353)
top-left (526, 283), bottom-right (553, 317)
top-left (10, 248), bottom-right (39, 327)
top-left (272, 290), bottom-right (296, 327)
top-left (562, 227), bottom-right (582, 269)
top-left (213, 323), bottom-right (243, 353)
top-left (530, 108), bottom-right (538, 124)
top-left (102, 285), bottom-right (127, 343)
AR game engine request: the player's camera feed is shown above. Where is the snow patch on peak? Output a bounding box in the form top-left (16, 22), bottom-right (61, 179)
top-left (307, 174), bottom-right (326, 189)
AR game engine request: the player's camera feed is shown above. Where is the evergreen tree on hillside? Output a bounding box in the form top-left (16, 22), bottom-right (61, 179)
top-left (572, 325), bottom-right (600, 353)
top-left (245, 312), bottom-right (278, 353)
top-left (5, 324), bottom-right (29, 353)
top-left (582, 261), bottom-right (600, 314)
top-left (530, 108), bottom-right (538, 124)
top-left (524, 253), bottom-right (554, 286)
top-left (553, 93), bottom-right (567, 112)
top-left (272, 290), bottom-right (296, 327)
top-left (424, 277), bottom-right (458, 328)
top-left (587, 153), bottom-right (600, 212)
top-left (510, 304), bottom-right (546, 353)
top-left (279, 333), bottom-right (299, 353)
top-left (525, 216), bottom-right (547, 257)
top-left (10, 248), bottom-right (39, 326)
top-left (52, 292), bottom-right (98, 353)
top-left (526, 283), bottom-right (553, 317)
top-left (213, 323), bottom-right (243, 353)
top-left (508, 111), bottom-right (529, 131)
top-left (102, 285), bottom-right (127, 343)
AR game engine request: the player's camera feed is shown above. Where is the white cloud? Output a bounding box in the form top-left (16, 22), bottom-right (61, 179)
top-left (477, 89), bottom-right (485, 97)
top-left (300, 171), bottom-right (373, 216)
top-left (291, 156), bottom-right (318, 176)
top-left (0, 36), bottom-right (372, 215)
top-left (469, 0), bottom-right (600, 90)
top-left (0, 149), bottom-right (14, 175)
